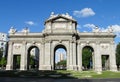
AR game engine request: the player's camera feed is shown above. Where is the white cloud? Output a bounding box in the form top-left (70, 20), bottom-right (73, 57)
top-left (100, 25), bottom-right (120, 34)
top-left (100, 25), bottom-right (120, 37)
top-left (25, 21), bottom-right (35, 26)
top-left (83, 24), bottom-right (96, 29)
top-left (83, 23), bottom-right (113, 32)
top-left (73, 8), bottom-right (95, 18)
top-left (109, 25), bottom-right (120, 33)
top-left (83, 23), bottom-right (120, 37)
top-left (18, 28), bottom-right (30, 32)
top-left (100, 27), bottom-right (108, 32)
top-left (108, 25), bottom-right (120, 37)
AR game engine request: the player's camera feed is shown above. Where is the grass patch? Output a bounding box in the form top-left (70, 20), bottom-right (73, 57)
top-left (92, 71), bottom-right (120, 78)
top-left (55, 70), bottom-right (120, 79)
top-left (0, 70), bottom-right (120, 79)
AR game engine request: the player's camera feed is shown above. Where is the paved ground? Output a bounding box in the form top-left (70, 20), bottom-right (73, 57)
top-left (0, 77), bottom-right (120, 82)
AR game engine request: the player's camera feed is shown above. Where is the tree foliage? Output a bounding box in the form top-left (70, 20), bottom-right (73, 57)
top-left (57, 60), bottom-right (66, 66)
top-left (82, 47), bottom-right (92, 69)
top-left (116, 42), bottom-right (120, 68)
top-left (30, 55), bottom-right (34, 66)
top-left (102, 56), bottom-right (106, 67)
top-left (56, 60), bottom-right (66, 70)
top-left (0, 57), bottom-right (6, 67)
top-left (16, 56), bottom-right (20, 65)
top-left (0, 48), bottom-right (3, 59)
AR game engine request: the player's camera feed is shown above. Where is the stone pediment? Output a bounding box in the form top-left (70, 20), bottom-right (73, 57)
top-left (45, 14), bottom-right (77, 24)
top-left (44, 13), bottom-right (77, 32)
top-left (53, 18), bottom-right (68, 22)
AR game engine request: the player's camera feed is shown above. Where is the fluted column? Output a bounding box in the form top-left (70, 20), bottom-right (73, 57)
top-left (6, 42), bottom-right (13, 70)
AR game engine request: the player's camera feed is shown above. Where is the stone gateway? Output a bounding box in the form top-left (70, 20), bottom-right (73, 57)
top-left (6, 13), bottom-right (117, 72)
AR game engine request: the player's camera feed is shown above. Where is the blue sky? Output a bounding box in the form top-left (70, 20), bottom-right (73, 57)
top-left (0, 0), bottom-right (120, 43)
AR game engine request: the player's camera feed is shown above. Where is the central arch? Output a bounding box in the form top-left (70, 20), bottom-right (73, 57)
top-left (27, 46), bottom-right (40, 70)
top-left (54, 44), bottom-right (67, 70)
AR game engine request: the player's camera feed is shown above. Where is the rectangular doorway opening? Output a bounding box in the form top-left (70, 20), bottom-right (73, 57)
top-left (13, 55), bottom-right (21, 70)
top-left (102, 55), bottom-right (110, 71)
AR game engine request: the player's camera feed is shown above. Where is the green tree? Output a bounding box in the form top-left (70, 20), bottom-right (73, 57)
top-left (116, 42), bottom-right (120, 69)
top-left (16, 56), bottom-right (20, 65)
top-left (56, 60), bottom-right (66, 70)
top-left (0, 48), bottom-right (3, 59)
top-left (102, 56), bottom-right (106, 67)
top-left (82, 48), bottom-right (92, 69)
top-left (0, 57), bottom-right (6, 69)
top-left (57, 60), bottom-right (66, 66)
top-left (30, 55), bottom-right (34, 68)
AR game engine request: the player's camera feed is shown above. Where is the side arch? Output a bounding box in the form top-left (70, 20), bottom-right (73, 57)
top-left (82, 45), bottom-right (95, 70)
top-left (27, 44), bottom-right (40, 70)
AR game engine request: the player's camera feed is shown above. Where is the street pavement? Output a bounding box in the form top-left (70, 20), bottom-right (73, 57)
top-left (0, 77), bottom-right (120, 82)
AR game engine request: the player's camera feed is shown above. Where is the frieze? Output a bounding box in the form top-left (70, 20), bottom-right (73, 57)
top-left (86, 41), bottom-right (90, 45)
top-left (22, 41), bottom-right (27, 44)
top-left (110, 41), bottom-right (115, 44)
top-left (96, 41), bottom-right (100, 45)
top-left (13, 44), bottom-right (21, 49)
top-left (100, 44), bottom-right (109, 49)
top-left (101, 45), bottom-right (108, 49)
top-left (14, 45), bottom-right (21, 49)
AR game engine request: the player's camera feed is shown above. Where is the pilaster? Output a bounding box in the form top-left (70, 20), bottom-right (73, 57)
top-left (66, 42), bottom-right (70, 70)
top-left (72, 41), bottom-right (77, 70)
top-left (77, 42), bottom-right (82, 71)
top-left (68, 41), bottom-right (73, 70)
top-left (50, 41), bottom-right (54, 70)
top-left (39, 41), bottom-right (45, 70)
top-left (68, 40), bottom-right (77, 70)
top-left (40, 40), bottom-right (52, 70)
top-left (94, 42), bottom-right (102, 72)
top-left (20, 41), bottom-right (27, 70)
top-left (110, 41), bottom-right (117, 71)
top-left (6, 42), bottom-right (13, 70)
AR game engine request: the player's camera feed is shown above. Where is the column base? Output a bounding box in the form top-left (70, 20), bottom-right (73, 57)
top-left (67, 65), bottom-right (78, 71)
top-left (20, 65), bottom-right (27, 70)
top-left (95, 65), bottom-right (102, 72)
top-left (39, 65), bottom-right (52, 70)
top-left (6, 65), bottom-right (13, 70)
top-left (110, 65), bottom-right (117, 71)
top-left (77, 66), bottom-right (82, 71)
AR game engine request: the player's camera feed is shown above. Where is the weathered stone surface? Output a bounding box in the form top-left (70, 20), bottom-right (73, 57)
top-left (6, 13), bottom-right (117, 72)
